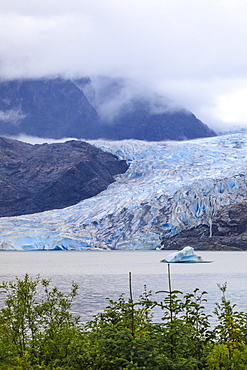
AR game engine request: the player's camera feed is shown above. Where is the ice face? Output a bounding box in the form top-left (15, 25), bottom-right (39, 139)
top-left (0, 133), bottom-right (247, 250)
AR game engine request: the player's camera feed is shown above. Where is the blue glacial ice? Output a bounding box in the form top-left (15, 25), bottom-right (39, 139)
top-left (160, 246), bottom-right (211, 263)
top-left (1, 133), bottom-right (247, 250)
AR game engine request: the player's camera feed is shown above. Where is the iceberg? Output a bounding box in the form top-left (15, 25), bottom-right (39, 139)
top-left (161, 246), bottom-right (211, 263)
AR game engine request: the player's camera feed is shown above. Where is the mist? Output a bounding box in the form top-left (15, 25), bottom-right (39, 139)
top-left (85, 77), bottom-right (179, 124)
top-left (1, 0), bottom-right (247, 132)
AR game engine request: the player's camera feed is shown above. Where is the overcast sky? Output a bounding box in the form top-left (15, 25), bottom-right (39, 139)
top-left (1, 0), bottom-right (247, 132)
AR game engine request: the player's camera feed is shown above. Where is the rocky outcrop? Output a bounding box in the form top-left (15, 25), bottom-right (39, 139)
top-left (161, 202), bottom-right (247, 250)
top-left (0, 136), bottom-right (128, 217)
top-left (0, 77), bottom-right (216, 141)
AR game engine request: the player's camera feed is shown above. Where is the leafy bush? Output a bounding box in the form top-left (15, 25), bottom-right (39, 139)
top-left (0, 274), bottom-right (247, 369)
top-left (0, 274), bottom-right (82, 369)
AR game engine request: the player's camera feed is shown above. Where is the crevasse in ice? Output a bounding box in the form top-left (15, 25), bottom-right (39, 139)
top-left (0, 133), bottom-right (247, 250)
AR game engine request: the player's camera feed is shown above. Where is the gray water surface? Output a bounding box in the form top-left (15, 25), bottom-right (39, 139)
top-left (0, 250), bottom-right (246, 322)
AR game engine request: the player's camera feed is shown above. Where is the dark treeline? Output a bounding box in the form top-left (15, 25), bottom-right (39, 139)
top-left (0, 274), bottom-right (246, 369)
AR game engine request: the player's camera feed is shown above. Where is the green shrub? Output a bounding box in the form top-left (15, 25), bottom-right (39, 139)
top-left (0, 274), bottom-right (247, 369)
top-left (0, 274), bottom-right (83, 369)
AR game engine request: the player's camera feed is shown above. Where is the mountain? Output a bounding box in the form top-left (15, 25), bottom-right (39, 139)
top-left (0, 77), bottom-right (216, 141)
top-left (97, 98), bottom-right (215, 141)
top-left (91, 77), bottom-right (216, 141)
top-left (0, 136), bottom-right (128, 217)
top-left (0, 133), bottom-right (247, 251)
top-left (0, 78), bottom-right (101, 139)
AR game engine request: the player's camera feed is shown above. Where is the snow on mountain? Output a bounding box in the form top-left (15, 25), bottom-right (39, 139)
top-left (0, 133), bottom-right (247, 250)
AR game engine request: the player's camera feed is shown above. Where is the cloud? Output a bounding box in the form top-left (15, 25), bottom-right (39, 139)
top-left (89, 77), bottom-right (177, 123)
top-left (0, 109), bottom-right (26, 125)
top-left (1, 0), bottom-right (247, 131)
top-left (5, 134), bottom-right (77, 145)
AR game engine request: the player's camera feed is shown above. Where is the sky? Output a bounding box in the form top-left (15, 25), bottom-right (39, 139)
top-left (1, 0), bottom-right (247, 133)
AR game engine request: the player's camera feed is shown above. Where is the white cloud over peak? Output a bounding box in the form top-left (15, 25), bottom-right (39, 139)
top-left (1, 0), bottom-right (247, 132)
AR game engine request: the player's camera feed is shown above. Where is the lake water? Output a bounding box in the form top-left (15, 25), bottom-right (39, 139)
top-left (0, 250), bottom-right (247, 323)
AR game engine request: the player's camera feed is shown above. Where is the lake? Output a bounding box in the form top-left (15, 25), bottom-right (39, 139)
top-left (0, 250), bottom-right (246, 323)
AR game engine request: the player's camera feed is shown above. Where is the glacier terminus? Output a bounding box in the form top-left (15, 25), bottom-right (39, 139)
top-left (0, 133), bottom-right (247, 250)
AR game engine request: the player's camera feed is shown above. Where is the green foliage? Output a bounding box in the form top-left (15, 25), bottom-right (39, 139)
top-left (213, 283), bottom-right (247, 345)
top-left (84, 291), bottom-right (161, 369)
top-left (1, 274), bottom-right (247, 369)
top-left (0, 274), bottom-right (82, 369)
top-left (207, 343), bottom-right (247, 370)
top-left (207, 283), bottom-right (247, 369)
top-left (151, 288), bottom-right (212, 369)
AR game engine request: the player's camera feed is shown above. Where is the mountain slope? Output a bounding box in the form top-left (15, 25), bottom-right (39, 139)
top-left (0, 136), bottom-right (128, 217)
top-left (0, 78), bottom-right (101, 139)
top-left (0, 133), bottom-right (246, 250)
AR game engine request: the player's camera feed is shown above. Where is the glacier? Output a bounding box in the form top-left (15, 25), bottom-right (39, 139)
top-left (0, 133), bottom-right (247, 250)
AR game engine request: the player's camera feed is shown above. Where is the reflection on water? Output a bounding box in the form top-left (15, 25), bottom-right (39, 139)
top-left (0, 250), bottom-right (247, 322)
